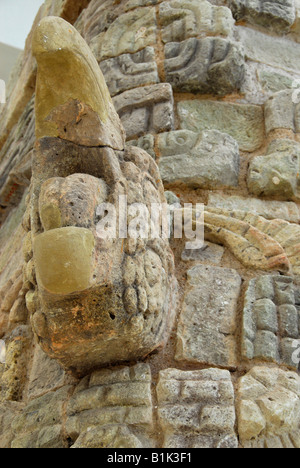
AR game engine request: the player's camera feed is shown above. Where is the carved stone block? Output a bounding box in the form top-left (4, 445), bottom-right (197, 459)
top-left (265, 90), bottom-right (300, 134)
top-left (113, 84), bottom-right (174, 139)
top-left (157, 368), bottom-right (238, 448)
top-left (242, 275), bottom-right (300, 369)
top-left (248, 139), bottom-right (300, 201)
top-left (229, 0), bottom-right (296, 33)
top-left (66, 363), bottom-right (153, 448)
top-left (93, 7), bottom-right (157, 61)
top-left (208, 193), bottom-right (300, 223)
top-left (175, 264), bottom-right (241, 368)
top-left (164, 37), bottom-right (245, 95)
top-left (237, 367), bottom-right (300, 448)
top-left (11, 386), bottom-right (71, 448)
top-left (178, 100), bottom-right (264, 152)
top-left (159, 0), bottom-right (234, 43)
top-left (100, 47), bottom-right (159, 97)
top-left (158, 129), bottom-right (240, 189)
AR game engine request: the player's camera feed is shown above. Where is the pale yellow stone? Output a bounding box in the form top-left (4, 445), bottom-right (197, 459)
top-left (238, 400), bottom-right (266, 441)
top-left (33, 227), bottom-right (95, 295)
top-left (32, 16), bottom-right (125, 149)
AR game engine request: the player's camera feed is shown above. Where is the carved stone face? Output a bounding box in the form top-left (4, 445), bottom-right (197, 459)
top-left (23, 17), bottom-right (177, 375)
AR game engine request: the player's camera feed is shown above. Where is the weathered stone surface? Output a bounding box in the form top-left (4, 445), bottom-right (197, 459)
top-left (72, 425), bottom-right (146, 448)
top-left (208, 193), bottom-right (300, 223)
top-left (258, 69), bottom-right (294, 93)
top-left (100, 47), bottom-right (159, 97)
top-left (265, 90), bottom-right (300, 134)
top-left (202, 207), bottom-right (300, 278)
top-left (113, 84), bottom-right (174, 139)
top-left (0, 326), bottom-right (32, 402)
top-left (229, 0), bottom-right (296, 33)
top-left (27, 346), bottom-right (76, 401)
top-left (159, 0), bottom-right (234, 43)
top-left (178, 100), bottom-right (264, 152)
top-left (32, 17), bottom-right (125, 149)
top-left (0, 402), bottom-right (23, 448)
top-left (125, 0), bottom-right (161, 10)
top-left (127, 134), bottom-right (156, 159)
top-left (92, 7), bottom-right (157, 61)
top-left (157, 368), bottom-right (237, 448)
top-left (248, 140), bottom-right (300, 201)
top-left (181, 241), bottom-right (225, 265)
top-left (0, 98), bottom-right (34, 225)
top-left (11, 386), bottom-right (71, 448)
top-left (66, 364), bottom-right (153, 448)
top-left (237, 367), bottom-right (300, 448)
top-left (242, 275), bottom-right (300, 368)
top-left (176, 265), bottom-right (241, 368)
top-left (164, 37), bottom-right (245, 95)
top-left (236, 26), bottom-right (300, 74)
top-left (197, 208), bottom-right (290, 273)
top-left (158, 130), bottom-right (240, 188)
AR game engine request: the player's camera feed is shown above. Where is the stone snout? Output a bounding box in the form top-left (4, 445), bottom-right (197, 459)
top-left (26, 158), bottom-right (176, 376)
top-left (25, 16), bottom-right (177, 376)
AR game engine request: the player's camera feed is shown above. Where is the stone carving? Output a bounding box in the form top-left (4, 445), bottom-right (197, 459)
top-left (113, 84), bottom-right (174, 140)
top-left (11, 385), bottom-right (72, 448)
top-left (158, 129), bottom-right (240, 189)
top-left (125, 0), bottom-right (161, 10)
top-left (229, 0), bottom-right (296, 33)
top-left (164, 37), bottom-right (245, 95)
top-left (178, 100), bottom-right (264, 152)
top-left (0, 402), bottom-right (22, 448)
top-left (181, 242), bottom-right (225, 265)
top-left (237, 367), bottom-right (300, 448)
top-left (0, 98), bottom-right (34, 225)
top-left (27, 346), bottom-right (75, 401)
top-left (176, 265), bottom-right (241, 368)
top-left (127, 134), bottom-right (156, 160)
top-left (157, 368), bottom-right (238, 448)
top-left (0, 267), bottom-right (25, 337)
top-left (265, 89), bottom-right (300, 134)
top-left (24, 17), bottom-right (176, 374)
top-left (159, 0), bottom-right (234, 43)
top-left (208, 193), bottom-right (300, 223)
top-left (91, 7), bottom-right (157, 62)
top-left (202, 208), bottom-right (300, 278)
top-left (100, 47), bottom-right (159, 97)
top-left (0, 325), bottom-right (32, 402)
top-left (32, 17), bottom-right (125, 149)
top-left (184, 206), bottom-right (300, 276)
top-left (248, 140), bottom-right (300, 201)
top-left (242, 275), bottom-right (300, 369)
top-left (66, 363), bottom-right (153, 448)
top-left (202, 208), bottom-right (290, 273)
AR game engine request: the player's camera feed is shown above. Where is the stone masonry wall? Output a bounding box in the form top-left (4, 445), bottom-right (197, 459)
top-left (0, 0), bottom-right (300, 448)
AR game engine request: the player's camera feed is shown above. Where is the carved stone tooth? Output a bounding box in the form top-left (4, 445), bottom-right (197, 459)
top-left (32, 16), bottom-right (125, 150)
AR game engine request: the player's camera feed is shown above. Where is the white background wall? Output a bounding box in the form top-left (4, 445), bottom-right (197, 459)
top-left (0, 0), bottom-right (44, 84)
top-left (0, 0), bottom-right (44, 49)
